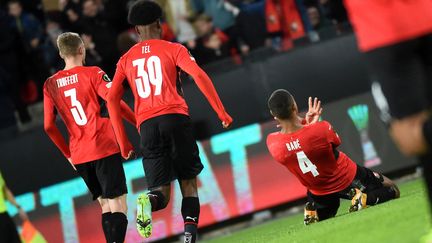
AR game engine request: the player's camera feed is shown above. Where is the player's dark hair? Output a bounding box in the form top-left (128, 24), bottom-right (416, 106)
top-left (268, 89), bottom-right (295, 119)
top-left (128, 0), bottom-right (162, 26)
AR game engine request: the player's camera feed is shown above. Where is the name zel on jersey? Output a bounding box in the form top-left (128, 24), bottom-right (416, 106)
top-left (286, 139), bottom-right (301, 151)
top-left (56, 74), bottom-right (78, 88)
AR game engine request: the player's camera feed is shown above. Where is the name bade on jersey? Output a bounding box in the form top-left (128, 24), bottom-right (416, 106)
top-left (286, 139), bottom-right (301, 151)
top-left (56, 74), bottom-right (78, 88)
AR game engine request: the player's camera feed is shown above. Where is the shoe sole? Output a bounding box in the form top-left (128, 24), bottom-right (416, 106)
top-left (136, 193), bottom-right (152, 238)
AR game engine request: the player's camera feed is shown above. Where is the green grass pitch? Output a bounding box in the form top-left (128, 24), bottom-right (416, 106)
top-left (206, 179), bottom-right (430, 243)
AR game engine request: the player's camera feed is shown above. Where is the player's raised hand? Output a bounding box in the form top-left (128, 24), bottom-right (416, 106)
top-left (221, 113), bottom-right (233, 129)
top-left (305, 97), bottom-right (323, 125)
top-left (125, 150), bottom-right (137, 160)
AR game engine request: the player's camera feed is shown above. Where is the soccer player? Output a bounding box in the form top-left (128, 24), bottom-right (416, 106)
top-left (343, 0), bottom-right (432, 228)
top-left (0, 170), bottom-right (28, 243)
top-left (266, 89), bottom-right (400, 224)
top-left (43, 32), bottom-right (136, 243)
top-left (106, 1), bottom-right (232, 242)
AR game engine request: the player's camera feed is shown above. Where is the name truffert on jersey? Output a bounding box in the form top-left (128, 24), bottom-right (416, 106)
top-left (56, 74), bottom-right (79, 88)
top-left (286, 139), bottom-right (302, 151)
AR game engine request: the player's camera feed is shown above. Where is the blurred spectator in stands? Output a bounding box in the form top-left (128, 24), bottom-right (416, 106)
top-left (0, 9), bottom-right (20, 131)
top-left (265, 0), bottom-right (306, 51)
top-left (307, 5), bottom-right (331, 31)
top-left (191, 14), bottom-right (230, 65)
top-left (303, 0), bottom-right (349, 33)
top-left (8, 0), bottom-right (43, 53)
top-left (230, 0), bottom-right (268, 50)
top-left (100, 0), bottom-right (129, 33)
top-left (117, 29), bottom-right (139, 55)
top-left (59, 0), bottom-right (82, 31)
top-left (192, 0), bottom-right (238, 32)
top-left (0, 9), bottom-right (18, 132)
top-left (191, 0), bottom-right (249, 56)
top-left (7, 0), bottom-right (48, 103)
top-left (318, 0), bottom-right (347, 23)
top-left (43, 19), bottom-right (64, 73)
top-left (155, 0), bottom-right (197, 47)
top-left (81, 33), bottom-right (103, 67)
top-left (77, 0), bottom-right (119, 76)
top-left (16, 0), bottom-right (44, 22)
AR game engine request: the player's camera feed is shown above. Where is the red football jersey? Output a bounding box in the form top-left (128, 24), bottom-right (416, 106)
top-left (266, 121), bottom-right (357, 195)
top-left (344, 0), bottom-right (432, 52)
top-left (43, 66), bottom-right (120, 164)
top-left (111, 39), bottom-right (230, 129)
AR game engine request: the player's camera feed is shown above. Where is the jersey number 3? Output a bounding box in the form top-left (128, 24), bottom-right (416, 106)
top-left (133, 56), bottom-right (163, 98)
top-left (64, 88), bottom-right (87, 126)
top-left (296, 151), bottom-right (319, 177)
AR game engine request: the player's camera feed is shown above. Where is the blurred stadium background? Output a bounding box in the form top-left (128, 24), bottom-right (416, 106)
top-left (0, 0), bottom-right (426, 242)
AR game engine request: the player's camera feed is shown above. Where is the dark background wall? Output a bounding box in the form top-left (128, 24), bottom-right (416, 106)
top-left (0, 34), bottom-right (373, 194)
top-left (183, 34), bottom-right (370, 137)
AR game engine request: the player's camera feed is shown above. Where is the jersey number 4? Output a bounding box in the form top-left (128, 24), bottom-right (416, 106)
top-left (296, 151), bottom-right (319, 177)
top-left (133, 56), bottom-right (163, 99)
top-left (64, 88), bottom-right (87, 126)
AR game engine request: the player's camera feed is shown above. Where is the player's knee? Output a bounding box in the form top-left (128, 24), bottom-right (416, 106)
top-left (149, 189), bottom-right (170, 210)
top-left (98, 198), bottom-right (111, 213)
top-left (390, 113), bottom-right (429, 156)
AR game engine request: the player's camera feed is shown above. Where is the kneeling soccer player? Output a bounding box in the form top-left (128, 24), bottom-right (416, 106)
top-left (266, 89), bottom-right (400, 224)
top-left (43, 32), bottom-right (136, 242)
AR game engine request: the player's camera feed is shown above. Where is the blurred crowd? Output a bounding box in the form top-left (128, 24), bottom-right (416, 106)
top-left (0, 0), bottom-right (350, 132)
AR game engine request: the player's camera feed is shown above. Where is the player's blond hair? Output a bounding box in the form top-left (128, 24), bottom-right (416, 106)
top-left (57, 32), bottom-right (83, 58)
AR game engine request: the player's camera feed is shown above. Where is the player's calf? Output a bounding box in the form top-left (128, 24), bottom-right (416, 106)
top-left (304, 202), bottom-right (319, 225)
top-left (98, 195), bottom-right (129, 243)
top-left (182, 197), bottom-right (200, 243)
top-left (107, 195), bottom-right (128, 243)
top-left (180, 179), bottom-right (200, 243)
top-left (98, 198), bottom-right (112, 242)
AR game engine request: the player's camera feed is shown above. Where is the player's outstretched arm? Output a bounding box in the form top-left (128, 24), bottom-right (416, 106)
top-left (119, 100), bottom-right (136, 126)
top-left (190, 67), bottom-right (232, 128)
top-left (43, 89), bottom-right (71, 163)
top-left (176, 46), bottom-right (232, 128)
top-left (107, 70), bottom-right (134, 159)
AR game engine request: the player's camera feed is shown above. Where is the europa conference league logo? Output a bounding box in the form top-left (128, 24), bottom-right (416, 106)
top-left (347, 104), bottom-right (382, 168)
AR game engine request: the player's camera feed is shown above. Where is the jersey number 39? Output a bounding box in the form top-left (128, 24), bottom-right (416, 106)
top-left (296, 151), bottom-right (319, 177)
top-left (133, 56), bottom-right (163, 99)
